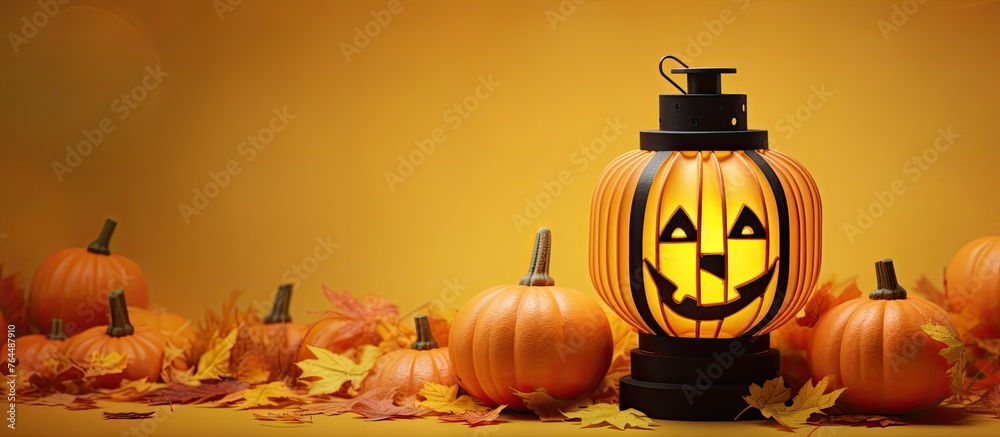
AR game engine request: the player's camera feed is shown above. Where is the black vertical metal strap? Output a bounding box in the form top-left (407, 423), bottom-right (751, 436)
top-left (628, 151), bottom-right (670, 336)
top-left (744, 150), bottom-right (790, 337)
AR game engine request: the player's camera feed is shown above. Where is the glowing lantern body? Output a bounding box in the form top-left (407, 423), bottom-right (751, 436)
top-left (589, 60), bottom-right (822, 420)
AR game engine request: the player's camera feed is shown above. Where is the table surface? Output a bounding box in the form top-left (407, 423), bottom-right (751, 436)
top-left (9, 402), bottom-right (1000, 437)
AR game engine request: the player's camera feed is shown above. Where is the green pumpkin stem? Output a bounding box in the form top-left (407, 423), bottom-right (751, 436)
top-left (263, 283), bottom-right (294, 324)
top-left (47, 318), bottom-right (67, 341)
top-left (519, 227), bottom-right (555, 287)
top-left (869, 258), bottom-right (907, 300)
top-left (106, 289), bottom-right (135, 337)
top-left (87, 219), bottom-right (117, 255)
top-left (412, 315), bottom-right (439, 351)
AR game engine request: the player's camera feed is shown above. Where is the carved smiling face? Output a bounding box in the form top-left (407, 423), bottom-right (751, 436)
top-left (589, 150), bottom-right (822, 338)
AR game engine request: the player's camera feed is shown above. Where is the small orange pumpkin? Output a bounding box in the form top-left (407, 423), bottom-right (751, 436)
top-left (28, 219), bottom-right (149, 336)
top-left (61, 289), bottom-right (165, 382)
top-left (251, 283), bottom-right (309, 349)
top-left (365, 315), bottom-right (455, 397)
top-left (128, 307), bottom-right (197, 349)
top-left (15, 318), bottom-right (67, 374)
top-left (809, 259), bottom-right (957, 415)
top-left (944, 236), bottom-right (1000, 338)
top-left (450, 228), bottom-right (613, 410)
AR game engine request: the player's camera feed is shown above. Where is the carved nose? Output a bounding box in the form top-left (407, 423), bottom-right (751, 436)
top-left (700, 254), bottom-right (726, 280)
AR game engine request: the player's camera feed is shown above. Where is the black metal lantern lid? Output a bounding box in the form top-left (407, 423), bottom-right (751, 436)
top-left (639, 56), bottom-right (768, 151)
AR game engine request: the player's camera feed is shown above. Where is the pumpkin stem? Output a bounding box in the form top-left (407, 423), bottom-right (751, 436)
top-left (263, 283), bottom-right (294, 324)
top-left (869, 258), bottom-right (907, 300)
top-left (47, 318), bottom-right (67, 341)
top-left (519, 227), bottom-right (555, 287)
top-left (87, 218), bottom-right (117, 255)
top-left (412, 315), bottom-right (439, 351)
top-left (106, 288), bottom-right (135, 337)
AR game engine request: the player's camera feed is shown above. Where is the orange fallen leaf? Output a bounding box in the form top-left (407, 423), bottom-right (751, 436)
top-left (966, 383), bottom-right (1000, 418)
top-left (146, 380), bottom-right (249, 404)
top-left (797, 278), bottom-right (860, 328)
top-left (439, 405), bottom-right (506, 426)
top-left (101, 377), bottom-right (167, 401)
top-left (294, 398), bottom-right (358, 416)
top-left (103, 411), bottom-right (155, 420)
top-left (26, 393), bottom-right (98, 410)
top-left (217, 381), bottom-right (304, 410)
top-left (252, 412), bottom-right (313, 423)
top-left (512, 388), bottom-right (592, 422)
top-left (807, 414), bottom-right (907, 427)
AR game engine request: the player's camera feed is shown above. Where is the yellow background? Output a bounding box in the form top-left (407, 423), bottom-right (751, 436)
top-left (1, 0), bottom-right (999, 328)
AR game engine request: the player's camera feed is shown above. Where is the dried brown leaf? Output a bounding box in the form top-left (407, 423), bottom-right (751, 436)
top-left (103, 411), bottom-right (155, 420)
top-left (145, 380), bottom-right (249, 404)
top-left (439, 405), bottom-right (506, 426)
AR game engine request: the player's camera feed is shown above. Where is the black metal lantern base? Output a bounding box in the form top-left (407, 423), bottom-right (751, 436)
top-left (620, 333), bottom-right (780, 421)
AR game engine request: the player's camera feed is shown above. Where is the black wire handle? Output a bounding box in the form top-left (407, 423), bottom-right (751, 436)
top-left (659, 55), bottom-right (689, 94)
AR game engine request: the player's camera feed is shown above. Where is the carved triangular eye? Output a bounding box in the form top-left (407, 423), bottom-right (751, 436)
top-left (728, 205), bottom-right (766, 239)
top-left (660, 208), bottom-right (698, 243)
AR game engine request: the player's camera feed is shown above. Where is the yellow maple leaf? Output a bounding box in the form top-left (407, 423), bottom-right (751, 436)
top-left (741, 375), bottom-right (845, 429)
top-left (82, 351), bottom-right (128, 378)
top-left (921, 321), bottom-right (967, 396)
top-left (193, 328), bottom-right (239, 380)
top-left (562, 403), bottom-right (653, 430)
top-left (512, 388), bottom-right (592, 421)
top-left (416, 382), bottom-right (488, 414)
top-left (295, 345), bottom-right (380, 396)
top-left (218, 381), bottom-right (302, 410)
top-left (101, 377), bottom-right (167, 401)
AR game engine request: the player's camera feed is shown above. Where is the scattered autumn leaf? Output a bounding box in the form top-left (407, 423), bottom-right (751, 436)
top-left (217, 381), bottom-right (304, 410)
top-left (0, 265), bottom-right (34, 335)
top-left (294, 398), bottom-right (358, 417)
top-left (82, 351), bottom-right (128, 379)
top-left (439, 405), bottom-right (506, 426)
top-left (193, 328), bottom-right (239, 380)
top-left (192, 290), bottom-right (259, 363)
top-left (416, 382), bottom-right (488, 414)
top-left (912, 275), bottom-right (948, 309)
top-left (26, 393), bottom-right (99, 410)
top-left (146, 380), bottom-right (249, 405)
top-left (513, 388), bottom-right (593, 421)
top-left (103, 411), bottom-right (155, 420)
top-left (161, 341), bottom-right (197, 385)
top-left (966, 383), bottom-right (1000, 418)
top-left (808, 414), bottom-right (907, 427)
top-left (252, 412), bottom-right (313, 424)
top-left (563, 403), bottom-right (653, 430)
top-left (921, 321), bottom-right (967, 397)
top-left (101, 377), bottom-right (167, 401)
top-left (349, 388), bottom-right (421, 421)
top-left (741, 376), bottom-right (845, 430)
top-left (295, 345), bottom-right (380, 396)
top-left (797, 278), bottom-right (861, 328)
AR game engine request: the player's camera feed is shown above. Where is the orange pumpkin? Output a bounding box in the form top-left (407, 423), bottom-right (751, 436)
top-left (28, 219), bottom-right (149, 336)
top-left (450, 228), bottom-right (613, 410)
top-left (944, 236), bottom-right (1000, 338)
top-left (365, 315), bottom-right (455, 397)
top-left (15, 318), bottom-right (67, 374)
top-left (61, 289), bottom-right (165, 382)
top-left (128, 307), bottom-right (197, 349)
top-left (809, 259), bottom-right (957, 415)
top-left (297, 315), bottom-right (383, 362)
top-left (247, 284), bottom-right (309, 379)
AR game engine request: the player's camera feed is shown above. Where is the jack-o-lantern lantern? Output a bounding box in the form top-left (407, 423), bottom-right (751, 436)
top-left (589, 58), bottom-right (822, 421)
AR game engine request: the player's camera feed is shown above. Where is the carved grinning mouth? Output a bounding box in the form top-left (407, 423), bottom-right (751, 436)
top-left (642, 258), bottom-right (778, 321)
